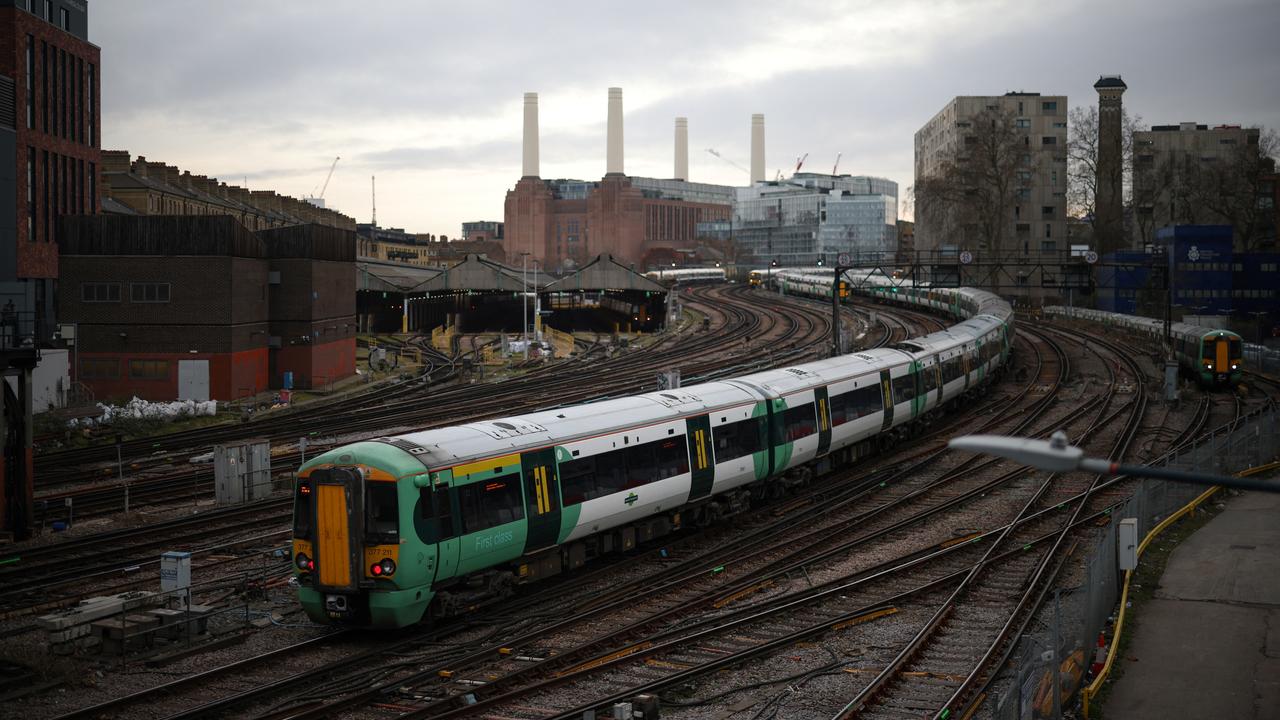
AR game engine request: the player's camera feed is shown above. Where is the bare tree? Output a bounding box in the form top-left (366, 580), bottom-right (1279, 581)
top-left (1132, 127), bottom-right (1277, 251)
top-left (915, 107), bottom-right (1025, 255)
top-left (1066, 105), bottom-right (1142, 222)
top-left (1186, 128), bottom-right (1277, 251)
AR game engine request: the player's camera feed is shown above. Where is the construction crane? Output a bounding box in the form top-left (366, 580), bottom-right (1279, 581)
top-left (832, 152), bottom-right (842, 175)
top-left (794, 152), bottom-right (809, 174)
top-left (313, 156), bottom-right (340, 200)
top-left (705, 148), bottom-right (749, 175)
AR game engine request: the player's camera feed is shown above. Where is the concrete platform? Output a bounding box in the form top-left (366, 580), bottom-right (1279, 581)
top-left (1102, 490), bottom-right (1280, 720)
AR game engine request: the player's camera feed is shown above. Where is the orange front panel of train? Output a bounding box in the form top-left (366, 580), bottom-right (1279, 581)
top-left (316, 484), bottom-right (352, 588)
top-left (1216, 339), bottom-right (1228, 373)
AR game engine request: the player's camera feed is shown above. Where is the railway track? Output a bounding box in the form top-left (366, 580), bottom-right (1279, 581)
top-left (91, 326), bottom-right (1056, 719)
top-left (3, 286), bottom-right (869, 610)
top-left (27, 293), bottom-right (1218, 717)
top-left (28, 303), bottom-right (1027, 719)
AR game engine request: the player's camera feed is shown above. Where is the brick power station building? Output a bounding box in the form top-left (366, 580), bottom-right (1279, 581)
top-left (505, 89), bottom-right (735, 272)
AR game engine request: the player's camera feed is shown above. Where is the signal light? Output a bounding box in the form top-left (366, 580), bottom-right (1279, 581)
top-left (371, 563), bottom-right (382, 576)
top-left (296, 553), bottom-right (312, 571)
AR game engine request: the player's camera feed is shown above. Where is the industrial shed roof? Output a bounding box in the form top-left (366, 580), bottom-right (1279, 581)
top-left (410, 254), bottom-right (532, 292)
top-left (357, 259), bottom-right (442, 293)
top-left (543, 253), bottom-right (665, 292)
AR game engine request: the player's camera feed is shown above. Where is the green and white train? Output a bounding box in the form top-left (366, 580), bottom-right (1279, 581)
top-left (292, 274), bottom-right (1015, 628)
top-left (1044, 305), bottom-right (1243, 387)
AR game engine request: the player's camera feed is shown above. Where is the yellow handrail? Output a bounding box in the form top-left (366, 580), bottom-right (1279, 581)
top-left (1080, 461), bottom-right (1280, 717)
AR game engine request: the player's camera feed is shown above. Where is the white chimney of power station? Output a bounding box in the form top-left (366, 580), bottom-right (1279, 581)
top-left (607, 87), bottom-right (624, 175)
top-left (750, 113), bottom-right (765, 185)
top-left (674, 117), bottom-right (689, 181)
top-left (522, 92), bottom-right (539, 178)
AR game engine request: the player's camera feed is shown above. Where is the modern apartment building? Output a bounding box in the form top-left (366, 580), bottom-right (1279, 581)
top-left (733, 173), bottom-right (898, 266)
top-left (1131, 123), bottom-right (1267, 250)
top-left (0, 0), bottom-right (100, 344)
top-left (914, 92), bottom-right (1068, 257)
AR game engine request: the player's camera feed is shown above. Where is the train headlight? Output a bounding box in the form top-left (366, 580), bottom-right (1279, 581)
top-left (1231, 364), bottom-right (1238, 370)
top-left (371, 558), bottom-right (396, 577)
top-left (295, 553), bottom-right (312, 571)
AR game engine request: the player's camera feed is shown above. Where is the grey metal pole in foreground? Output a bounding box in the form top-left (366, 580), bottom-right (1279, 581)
top-left (949, 431), bottom-right (1280, 493)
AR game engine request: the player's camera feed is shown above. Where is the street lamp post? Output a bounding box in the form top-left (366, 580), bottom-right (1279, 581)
top-left (520, 252), bottom-right (529, 360)
top-left (532, 259), bottom-right (541, 344)
top-left (949, 432), bottom-right (1279, 493)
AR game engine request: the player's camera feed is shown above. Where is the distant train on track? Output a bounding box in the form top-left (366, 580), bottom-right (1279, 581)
top-left (292, 272), bottom-right (1015, 628)
top-left (1044, 306), bottom-right (1243, 387)
top-left (643, 267), bottom-right (726, 286)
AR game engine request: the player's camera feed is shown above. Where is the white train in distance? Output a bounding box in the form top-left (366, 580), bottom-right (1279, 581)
top-left (643, 267), bottom-right (726, 286)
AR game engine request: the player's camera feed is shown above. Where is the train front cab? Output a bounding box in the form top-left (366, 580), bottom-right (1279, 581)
top-left (293, 445), bottom-right (434, 629)
top-left (1199, 331), bottom-right (1243, 385)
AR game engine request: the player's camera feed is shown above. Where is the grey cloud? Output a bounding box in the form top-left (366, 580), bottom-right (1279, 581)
top-left (94, 0), bottom-right (1280, 232)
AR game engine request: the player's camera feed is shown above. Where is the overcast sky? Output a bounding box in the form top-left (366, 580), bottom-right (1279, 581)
top-left (93, 0), bottom-right (1279, 235)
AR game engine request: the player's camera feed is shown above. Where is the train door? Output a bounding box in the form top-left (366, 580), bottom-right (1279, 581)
top-left (313, 473), bottom-right (357, 591)
top-left (429, 478), bottom-right (461, 583)
top-left (814, 387), bottom-right (832, 457)
top-left (879, 369), bottom-right (893, 431)
top-left (686, 415), bottom-right (714, 500)
top-left (934, 354), bottom-right (944, 405)
top-left (520, 448), bottom-right (562, 552)
top-left (962, 347), bottom-right (972, 390)
top-left (1214, 338), bottom-right (1228, 375)
top-left (765, 399), bottom-right (780, 476)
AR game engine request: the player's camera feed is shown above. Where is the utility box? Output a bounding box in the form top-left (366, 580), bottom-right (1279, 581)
top-left (1118, 518), bottom-right (1138, 571)
top-left (1164, 360), bottom-right (1179, 402)
top-left (214, 439), bottom-right (272, 505)
top-left (161, 551), bottom-right (192, 603)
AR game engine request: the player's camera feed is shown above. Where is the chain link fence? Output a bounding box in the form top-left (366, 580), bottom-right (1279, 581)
top-left (984, 402), bottom-right (1279, 719)
top-left (1243, 343), bottom-right (1280, 376)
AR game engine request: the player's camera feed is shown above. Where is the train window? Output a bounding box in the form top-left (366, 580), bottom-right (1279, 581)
top-left (293, 482), bottom-right (312, 539)
top-left (656, 437), bottom-right (691, 479)
top-left (781, 403), bottom-right (817, 441)
top-left (593, 449), bottom-right (629, 496)
top-left (365, 483), bottom-right (400, 544)
top-left (831, 385), bottom-right (882, 422)
top-left (417, 485), bottom-right (457, 542)
top-left (713, 417), bottom-right (764, 461)
top-left (892, 372), bottom-right (916, 404)
top-left (625, 443), bottom-right (658, 487)
top-left (435, 487), bottom-right (455, 539)
top-left (829, 392), bottom-right (849, 426)
top-left (559, 457), bottom-right (596, 505)
top-left (941, 357), bottom-right (965, 383)
top-left (1201, 340), bottom-right (1215, 360)
top-left (1229, 339), bottom-right (1241, 358)
top-left (457, 473), bottom-right (524, 533)
top-left (922, 363), bottom-right (939, 393)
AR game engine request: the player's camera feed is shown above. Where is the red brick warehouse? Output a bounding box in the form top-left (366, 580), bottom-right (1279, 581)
top-left (0, 0), bottom-right (100, 339)
top-left (58, 216), bottom-right (357, 402)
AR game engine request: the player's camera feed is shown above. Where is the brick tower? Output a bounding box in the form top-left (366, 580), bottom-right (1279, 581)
top-left (1094, 75), bottom-right (1127, 254)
